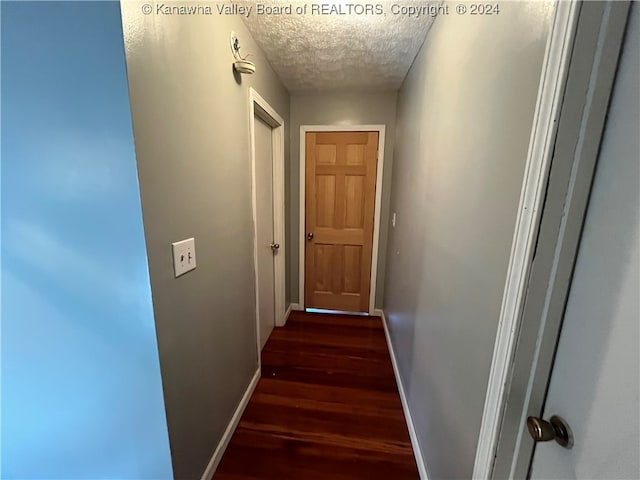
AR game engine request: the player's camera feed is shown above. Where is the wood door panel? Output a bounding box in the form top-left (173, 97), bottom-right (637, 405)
top-left (314, 228), bottom-right (363, 244)
top-left (345, 143), bottom-right (366, 165)
top-left (312, 292), bottom-right (361, 312)
top-left (315, 175), bottom-right (336, 227)
top-left (344, 175), bottom-right (365, 228)
top-left (312, 244), bottom-right (334, 293)
top-left (305, 131), bottom-right (378, 313)
top-left (316, 144), bottom-right (337, 165)
top-left (343, 245), bottom-right (362, 294)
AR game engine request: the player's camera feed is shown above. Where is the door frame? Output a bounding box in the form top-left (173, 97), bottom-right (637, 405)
top-left (473, 1), bottom-right (632, 478)
top-left (486, 2), bottom-right (633, 478)
top-left (471, 0), bottom-right (579, 475)
top-left (249, 88), bottom-right (286, 366)
top-left (299, 125), bottom-right (386, 315)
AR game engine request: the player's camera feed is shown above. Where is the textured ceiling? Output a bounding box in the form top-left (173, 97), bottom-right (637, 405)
top-left (241, 2), bottom-right (436, 93)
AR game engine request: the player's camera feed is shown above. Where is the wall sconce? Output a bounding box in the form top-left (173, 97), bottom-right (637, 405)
top-left (230, 32), bottom-right (256, 74)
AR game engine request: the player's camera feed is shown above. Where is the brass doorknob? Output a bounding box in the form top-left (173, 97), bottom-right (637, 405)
top-left (307, 232), bottom-right (314, 241)
top-left (526, 415), bottom-right (573, 448)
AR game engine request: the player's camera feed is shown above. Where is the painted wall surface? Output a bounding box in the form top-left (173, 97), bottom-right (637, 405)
top-left (531, 6), bottom-right (639, 478)
top-left (1, 2), bottom-right (172, 479)
top-left (119, 4), bottom-right (290, 479)
top-left (382, 3), bottom-right (553, 478)
top-left (289, 93), bottom-right (397, 308)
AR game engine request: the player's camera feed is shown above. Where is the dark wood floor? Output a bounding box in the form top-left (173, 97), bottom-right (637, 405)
top-left (214, 311), bottom-right (419, 480)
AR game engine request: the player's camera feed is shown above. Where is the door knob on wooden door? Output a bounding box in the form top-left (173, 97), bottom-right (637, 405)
top-left (270, 243), bottom-right (280, 251)
top-left (307, 232), bottom-right (314, 241)
top-left (526, 415), bottom-right (573, 448)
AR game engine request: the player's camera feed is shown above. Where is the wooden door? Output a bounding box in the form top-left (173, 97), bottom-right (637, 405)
top-left (305, 131), bottom-right (378, 312)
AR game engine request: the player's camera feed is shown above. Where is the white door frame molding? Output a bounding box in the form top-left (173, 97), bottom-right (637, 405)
top-left (299, 125), bottom-right (386, 315)
top-left (486, 2), bottom-right (633, 478)
top-left (249, 88), bottom-right (286, 369)
top-left (472, 1), bottom-right (580, 477)
top-left (474, 1), bottom-right (632, 476)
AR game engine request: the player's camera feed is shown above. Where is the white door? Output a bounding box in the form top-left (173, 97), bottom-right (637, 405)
top-left (255, 115), bottom-right (276, 350)
top-left (530, 7), bottom-right (639, 478)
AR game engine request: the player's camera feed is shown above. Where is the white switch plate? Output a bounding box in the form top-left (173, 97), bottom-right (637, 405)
top-left (172, 238), bottom-right (196, 277)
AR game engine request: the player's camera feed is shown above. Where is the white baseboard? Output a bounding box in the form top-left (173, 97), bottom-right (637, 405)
top-left (200, 368), bottom-right (260, 480)
top-left (278, 303), bottom-right (301, 327)
top-left (284, 304), bottom-right (293, 322)
top-left (279, 304), bottom-right (293, 327)
top-left (380, 310), bottom-right (430, 480)
top-left (290, 303), bottom-right (303, 311)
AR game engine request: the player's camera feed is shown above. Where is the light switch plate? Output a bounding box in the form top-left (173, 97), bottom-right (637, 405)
top-left (172, 238), bottom-right (196, 277)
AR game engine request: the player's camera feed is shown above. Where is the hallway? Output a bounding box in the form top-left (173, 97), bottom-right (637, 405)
top-left (214, 311), bottom-right (419, 479)
top-left (4, 2), bottom-right (638, 479)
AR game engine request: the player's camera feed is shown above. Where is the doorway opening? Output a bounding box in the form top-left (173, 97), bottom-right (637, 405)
top-left (249, 89), bottom-right (286, 357)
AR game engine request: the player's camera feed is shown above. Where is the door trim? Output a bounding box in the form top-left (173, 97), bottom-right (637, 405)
top-left (299, 125), bottom-right (386, 315)
top-left (488, 2), bottom-right (632, 478)
top-left (249, 88), bottom-right (286, 368)
top-left (472, 1), bottom-right (580, 477)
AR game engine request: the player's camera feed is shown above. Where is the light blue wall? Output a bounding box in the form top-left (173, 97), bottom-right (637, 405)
top-left (1, 2), bottom-right (173, 478)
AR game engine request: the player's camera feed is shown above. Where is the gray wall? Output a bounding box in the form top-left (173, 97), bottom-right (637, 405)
top-left (120, 6), bottom-right (289, 479)
top-left (289, 93), bottom-right (398, 308)
top-left (382, 3), bottom-right (552, 478)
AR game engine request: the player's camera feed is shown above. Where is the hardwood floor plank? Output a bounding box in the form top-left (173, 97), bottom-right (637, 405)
top-left (213, 312), bottom-right (419, 479)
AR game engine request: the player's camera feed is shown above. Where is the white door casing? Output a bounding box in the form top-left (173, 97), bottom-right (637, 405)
top-left (472, 2), bottom-right (580, 474)
top-left (249, 89), bottom-right (286, 365)
top-left (485, 2), bottom-right (632, 477)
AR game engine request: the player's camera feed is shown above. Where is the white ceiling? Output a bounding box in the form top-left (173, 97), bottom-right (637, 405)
top-left (242, 2), bottom-right (436, 93)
